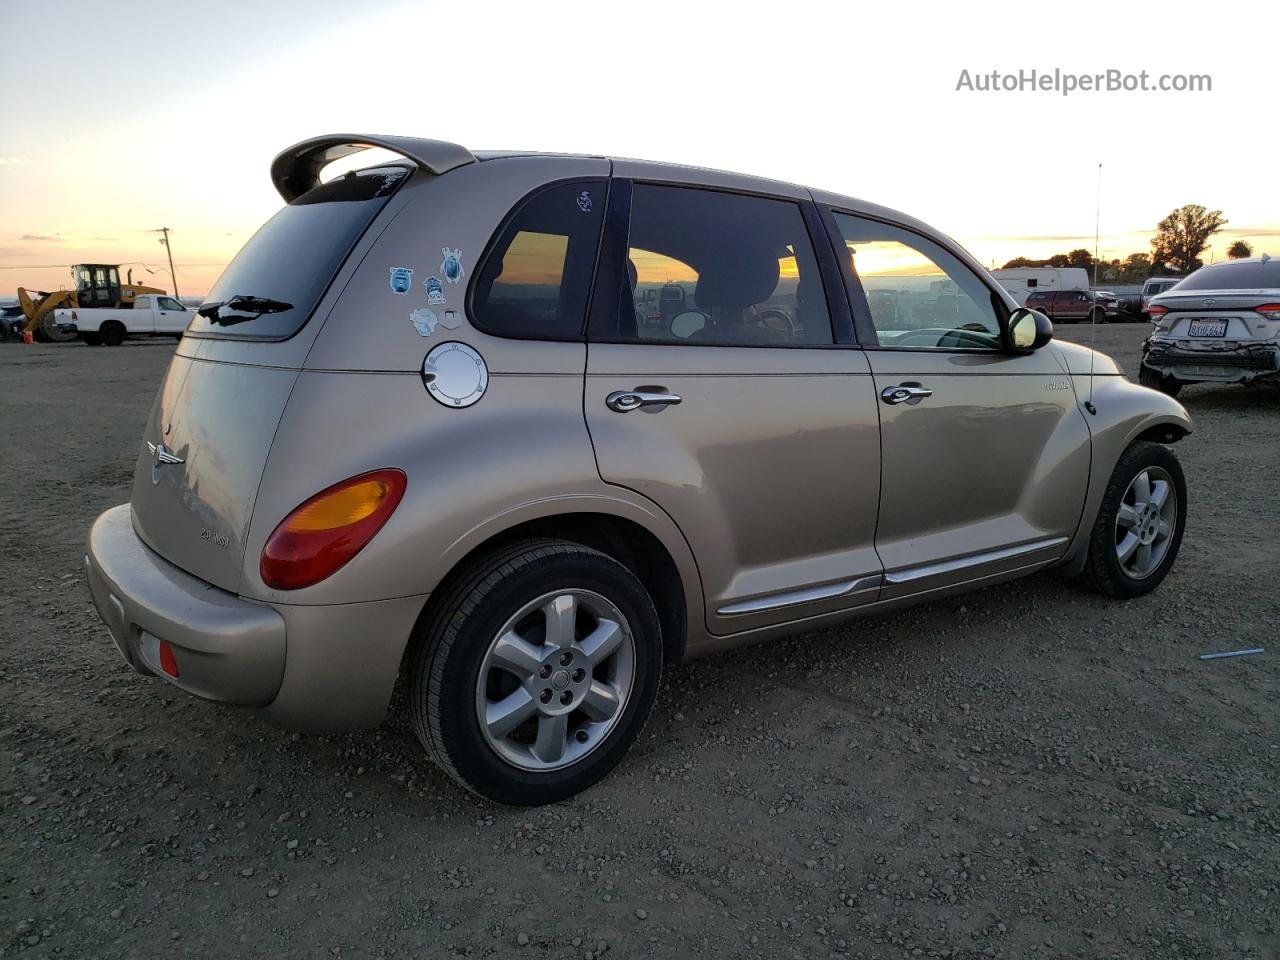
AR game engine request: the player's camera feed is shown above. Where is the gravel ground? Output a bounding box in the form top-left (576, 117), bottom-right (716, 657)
top-left (2, 326), bottom-right (1277, 960)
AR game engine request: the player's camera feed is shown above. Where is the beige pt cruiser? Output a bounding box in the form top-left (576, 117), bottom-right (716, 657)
top-left (84, 134), bottom-right (1192, 804)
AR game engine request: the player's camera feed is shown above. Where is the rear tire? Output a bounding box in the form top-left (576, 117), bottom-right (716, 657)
top-left (100, 322), bottom-right (126, 347)
top-left (81, 332), bottom-right (102, 346)
top-left (1078, 441), bottom-right (1186, 599)
top-left (1138, 360), bottom-right (1183, 397)
top-left (409, 539), bottom-right (663, 805)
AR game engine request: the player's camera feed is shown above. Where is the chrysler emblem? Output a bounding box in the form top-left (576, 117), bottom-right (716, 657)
top-left (147, 441), bottom-right (183, 484)
top-left (147, 441), bottom-right (184, 465)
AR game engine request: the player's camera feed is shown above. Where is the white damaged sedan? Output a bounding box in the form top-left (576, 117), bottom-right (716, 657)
top-left (1140, 255), bottom-right (1280, 395)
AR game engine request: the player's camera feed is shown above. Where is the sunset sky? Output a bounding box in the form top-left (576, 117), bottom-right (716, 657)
top-left (2, 0), bottom-right (1276, 299)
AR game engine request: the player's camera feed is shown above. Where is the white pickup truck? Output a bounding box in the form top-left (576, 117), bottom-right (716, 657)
top-left (55, 294), bottom-right (191, 346)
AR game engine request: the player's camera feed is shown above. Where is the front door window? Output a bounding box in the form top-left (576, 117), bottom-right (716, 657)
top-left (833, 213), bottom-right (1003, 350)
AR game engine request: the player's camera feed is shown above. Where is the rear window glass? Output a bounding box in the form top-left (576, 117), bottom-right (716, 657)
top-left (471, 180), bottom-right (606, 339)
top-left (1175, 260), bottom-right (1280, 291)
top-left (188, 165), bottom-right (408, 340)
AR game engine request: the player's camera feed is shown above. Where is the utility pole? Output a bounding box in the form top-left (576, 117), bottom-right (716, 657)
top-left (154, 227), bottom-right (179, 300)
top-left (1093, 163), bottom-right (1101, 290)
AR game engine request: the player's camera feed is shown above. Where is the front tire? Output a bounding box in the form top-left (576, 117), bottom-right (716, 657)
top-left (1090, 308), bottom-right (1105, 325)
top-left (409, 540), bottom-right (662, 805)
top-left (1078, 441), bottom-right (1186, 599)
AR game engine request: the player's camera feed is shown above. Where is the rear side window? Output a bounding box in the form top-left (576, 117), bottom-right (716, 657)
top-left (1176, 260), bottom-right (1280, 290)
top-left (592, 184), bottom-right (833, 346)
top-left (188, 165), bottom-right (409, 340)
top-left (470, 180), bottom-right (606, 339)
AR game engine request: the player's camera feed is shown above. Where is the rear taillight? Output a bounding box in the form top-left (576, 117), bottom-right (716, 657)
top-left (1255, 303), bottom-right (1280, 321)
top-left (1147, 305), bottom-right (1169, 320)
top-left (260, 469), bottom-right (406, 590)
top-left (158, 640), bottom-right (180, 678)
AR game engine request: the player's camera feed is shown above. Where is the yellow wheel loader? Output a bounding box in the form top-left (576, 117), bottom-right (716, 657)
top-left (16, 264), bottom-right (166, 342)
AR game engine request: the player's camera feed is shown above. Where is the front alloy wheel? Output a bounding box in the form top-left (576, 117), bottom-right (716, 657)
top-left (1113, 466), bottom-right (1177, 580)
top-left (1079, 441), bottom-right (1186, 598)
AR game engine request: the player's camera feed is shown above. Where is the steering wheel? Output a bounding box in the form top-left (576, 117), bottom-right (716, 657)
top-left (886, 327), bottom-right (998, 350)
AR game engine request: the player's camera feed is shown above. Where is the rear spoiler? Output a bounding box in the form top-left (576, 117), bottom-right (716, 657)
top-left (270, 133), bottom-right (476, 202)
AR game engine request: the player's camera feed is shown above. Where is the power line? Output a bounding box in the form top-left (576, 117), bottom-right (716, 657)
top-left (0, 262), bottom-right (229, 269)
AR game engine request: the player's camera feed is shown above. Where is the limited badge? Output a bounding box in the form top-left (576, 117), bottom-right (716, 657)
top-left (440, 248), bottom-right (465, 285)
top-left (424, 276), bottom-right (446, 304)
top-left (409, 307), bottom-right (438, 336)
top-left (389, 266), bottom-right (413, 295)
top-left (439, 309), bottom-right (462, 330)
top-left (577, 190), bottom-right (593, 213)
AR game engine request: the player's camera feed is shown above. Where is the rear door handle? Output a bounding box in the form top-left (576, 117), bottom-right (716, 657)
top-left (880, 383), bottom-right (933, 406)
top-left (606, 390), bottom-right (682, 413)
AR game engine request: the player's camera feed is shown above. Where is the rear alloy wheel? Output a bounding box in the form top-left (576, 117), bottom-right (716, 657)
top-left (1138, 360), bottom-right (1183, 397)
top-left (410, 540), bottom-right (662, 805)
top-left (100, 322), bottom-right (126, 347)
top-left (1079, 441), bottom-right (1186, 598)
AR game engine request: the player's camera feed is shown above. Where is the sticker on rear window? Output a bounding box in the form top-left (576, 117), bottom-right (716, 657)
top-left (424, 276), bottom-right (446, 304)
top-left (390, 266), bottom-right (413, 295)
top-left (441, 248), bottom-right (465, 285)
top-left (440, 309), bottom-right (462, 330)
top-left (577, 190), bottom-right (593, 213)
top-left (410, 307), bottom-right (438, 336)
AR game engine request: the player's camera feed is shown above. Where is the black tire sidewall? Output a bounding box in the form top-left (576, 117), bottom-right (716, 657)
top-left (101, 323), bottom-right (125, 347)
top-left (1088, 442), bottom-right (1187, 598)
top-left (424, 549), bottom-right (662, 805)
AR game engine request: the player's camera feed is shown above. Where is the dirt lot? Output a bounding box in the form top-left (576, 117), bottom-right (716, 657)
top-left (2, 326), bottom-right (1276, 960)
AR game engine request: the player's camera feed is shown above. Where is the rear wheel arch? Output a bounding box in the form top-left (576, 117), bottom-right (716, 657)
top-left (407, 511), bottom-right (690, 672)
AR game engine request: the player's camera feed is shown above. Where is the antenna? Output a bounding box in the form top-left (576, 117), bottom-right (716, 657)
top-left (1084, 162), bottom-right (1100, 416)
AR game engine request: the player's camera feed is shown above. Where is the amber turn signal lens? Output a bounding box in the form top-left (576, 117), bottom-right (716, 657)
top-left (260, 469), bottom-right (406, 590)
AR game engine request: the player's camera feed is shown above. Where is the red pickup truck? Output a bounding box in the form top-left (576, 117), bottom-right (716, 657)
top-left (1026, 289), bottom-right (1121, 324)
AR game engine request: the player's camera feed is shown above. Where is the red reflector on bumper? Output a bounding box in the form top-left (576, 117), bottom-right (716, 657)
top-left (158, 640), bottom-right (180, 678)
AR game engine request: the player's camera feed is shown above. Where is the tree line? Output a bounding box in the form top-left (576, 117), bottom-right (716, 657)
top-left (1002, 204), bottom-right (1250, 282)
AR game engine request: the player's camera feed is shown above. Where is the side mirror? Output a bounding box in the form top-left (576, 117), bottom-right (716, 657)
top-left (1007, 307), bottom-right (1053, 353)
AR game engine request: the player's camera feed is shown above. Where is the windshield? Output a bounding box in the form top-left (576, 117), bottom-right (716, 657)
top-left (1175, 260), bottom-right (1280, 291)
top-left (187, 165), bottom-right (409, 340)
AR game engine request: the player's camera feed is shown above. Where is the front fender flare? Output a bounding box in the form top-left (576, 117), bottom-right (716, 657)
top-left (1063, 376), bottom-right (1192, 564)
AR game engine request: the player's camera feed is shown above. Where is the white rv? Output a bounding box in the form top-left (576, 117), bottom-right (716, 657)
top-left (991, 267), bottom-right (1090, 306)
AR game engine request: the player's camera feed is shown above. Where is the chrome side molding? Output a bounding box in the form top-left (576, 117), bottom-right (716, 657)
top-left (718, 574), bottom-right (883, 616)
top-left (883, 536), bottom-right (1068, 585)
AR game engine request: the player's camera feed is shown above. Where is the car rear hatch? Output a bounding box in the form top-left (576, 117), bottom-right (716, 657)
top-left (129, 164), bottom-right (412, 593)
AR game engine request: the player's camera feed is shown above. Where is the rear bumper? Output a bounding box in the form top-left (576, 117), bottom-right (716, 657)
top-left (86, 504), bottom-right (426, 732)
top-left (1145, 340), bottom-right (1280, 382)
top-left (86, 505), bottom-right (287, 706)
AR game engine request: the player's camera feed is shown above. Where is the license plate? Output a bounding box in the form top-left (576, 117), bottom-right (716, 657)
top-left (1188, 319), bottom-right (1227, 337)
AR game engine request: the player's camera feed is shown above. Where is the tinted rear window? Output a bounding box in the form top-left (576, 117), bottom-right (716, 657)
top-left (471, 180), bottom-right (606, 339)
top-left (1175, 260), bottom-right (1280, 291)
top-left (188, 165), bottom-right (408, 340)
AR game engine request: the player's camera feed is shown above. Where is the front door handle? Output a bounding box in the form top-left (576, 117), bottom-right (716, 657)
top-left (880, 382), bottom-right (933, 406)
top-left (606, 389), bottom-right (683, 413)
